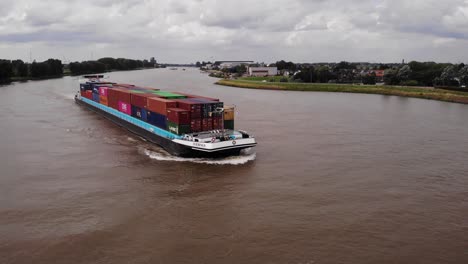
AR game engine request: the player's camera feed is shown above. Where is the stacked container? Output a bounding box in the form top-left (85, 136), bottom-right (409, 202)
top-left (166, 108), bottom-right (191, 135)
top-left (223, 106), bottom-right (235, 130)
top-left (149, 91), bottom-right (186, 99)
top-left (146, 97), bottom-right (177, 129)
top-left (107, 88), bottom-right (131, 114)
top-left (99, 86), bottom-right (109, 106)
top-left (174, 92), bottom-right (220, 102)
top-left (83, 82), bottom-right (234, 135)
top-left (175, 99), bottom-right (203, 132)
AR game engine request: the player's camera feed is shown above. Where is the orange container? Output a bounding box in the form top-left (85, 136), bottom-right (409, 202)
top-left (147, 97), bottom-right (177, 115)
top-left (100, 95), bottom-right (109, 106)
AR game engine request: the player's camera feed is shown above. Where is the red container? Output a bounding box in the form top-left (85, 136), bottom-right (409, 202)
top-left (175, 99), bottom-right (202, 118)
top-left (107, 88), bottom-right (129, 109)
top-left (202, 117), bottom-right (213, 131)
top-left (108, 88), bottom-right (131, 103)
top-left (212, 116), bottom-right (223, 129)
top-left (174, 92), bottom-right (220, 102)
top-left (166, 108), bottom-right (190, 124)
top-left (84, 90), bottom-right (93, 100)
top-left (190, 118), bottom-right (202, 132)
top-left (147, 97), bottom-right (177, 115)
top-left (130, 93), bottom-right (148, 108)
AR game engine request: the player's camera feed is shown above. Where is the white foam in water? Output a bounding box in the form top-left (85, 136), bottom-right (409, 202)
top-left (64, 93), bottom-right (76, 100)
top-left (141, 147), bottom-right (256, 165)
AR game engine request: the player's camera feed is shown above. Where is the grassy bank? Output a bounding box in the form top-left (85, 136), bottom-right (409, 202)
top-left (216, 79), bottom-right (468, 104)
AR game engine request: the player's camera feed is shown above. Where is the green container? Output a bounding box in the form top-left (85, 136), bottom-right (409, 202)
top-left (149, 90), bottom-right (186, 99)
top-left (167, 121), bottom-right (191, 135)
top-left (223, 120), bottom-right (234, 130)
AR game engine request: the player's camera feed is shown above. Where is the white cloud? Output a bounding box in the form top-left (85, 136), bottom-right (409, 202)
top-left (0, 0), bottom-right (468, 63)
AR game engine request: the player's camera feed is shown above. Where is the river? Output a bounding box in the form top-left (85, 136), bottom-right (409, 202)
top-left (1, 68), bottom-right (468, 264)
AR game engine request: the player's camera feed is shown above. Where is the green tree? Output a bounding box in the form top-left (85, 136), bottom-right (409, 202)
top-left (439, 65), bottom-right (459, 86)
top-left (458, 66), bottom-right (468, 87)
top-left (150, 57), bottom-right (156, 67)
top-left (408, 61), bottom-right (447, 86)
top-left (293, 66), bottom-right (315, 83)
top-left (397, 65), bottom-right (411, 82)
top-left (11, 60), bottom-right (28, 77)
top-left (383, 69), bottom-right (400, 85)
top-left (0, 59), bottom-right (13, 82)
top-left (316, 66), bottom-right (332, 83)
top-left (362, 72), bottom-right (377, 85)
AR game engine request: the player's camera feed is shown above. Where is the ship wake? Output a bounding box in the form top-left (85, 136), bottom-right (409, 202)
top-left (140, 147), bottom-right (256, 165)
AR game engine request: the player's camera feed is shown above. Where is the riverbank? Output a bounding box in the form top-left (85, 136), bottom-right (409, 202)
top-left (216, 79), bottom-right (468, 104)
top-left (3, 67), bottom-right (158, 84)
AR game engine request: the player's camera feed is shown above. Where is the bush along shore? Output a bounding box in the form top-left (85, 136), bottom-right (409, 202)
top-left (216, 79), bottom-right (468, 105)
top-left (0, 57), bottom-right (159, 83)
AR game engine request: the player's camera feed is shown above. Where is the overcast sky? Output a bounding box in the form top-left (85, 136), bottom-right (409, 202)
top-left (1, 0), bottom-right (468, 63)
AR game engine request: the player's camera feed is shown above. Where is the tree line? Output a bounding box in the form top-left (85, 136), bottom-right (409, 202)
top-left (68, 57), bottom-right (157, 75)
top-left (0, 57), bottom-right (158, 83)
top-left (0, 59), bottom-right (63, 83)
top-left (271, 60), bottom-right (468, 87)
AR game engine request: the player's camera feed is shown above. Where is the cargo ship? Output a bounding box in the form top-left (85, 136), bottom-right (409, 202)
top-left (75, 76), bottom-right (257, 157)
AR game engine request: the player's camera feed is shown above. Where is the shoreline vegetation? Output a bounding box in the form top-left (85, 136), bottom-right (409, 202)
top-left (0, 57), bottom-right (161, 84)
top-left (216, 79), bottom-right (468, 104)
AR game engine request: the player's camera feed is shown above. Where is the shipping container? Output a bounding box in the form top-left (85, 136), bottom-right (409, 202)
top-left (129, 89), bottom-right (146, 94)
top-left (147, 97), bottom-right (177, 115)
top-left (131, 105), bottom-right (148, 121)
top-left (212, 116), bottom-right (223, 130)
top-left (166, 108), bottom-right (190, 124)
top-left (147, 111), bottom-right (167, 129)
top-left (108, 88), bottom-right (131, 104)
top-left (118, 101), bottom-right (132, 115)
top-left (175, 99), bottom-right (202, 118)
top-left (202, 117), bottom-right (213, 131)
top-left (99, 86), bottom-right (109, 97)
top-left (189, 98), bottom-right (220, 118)
top-left (167, 121), bottom-right (191, 135)
top-left (99, 95), bottom-right (108, 106)
top-left (224, 120), bottom-right (234, 130)
top-left (149, 91), bottom-right (187, 99)
top-left (91, 83), bottom-right (113, 94)
top-left (224, 106), bottom-right (235, 120)
top-left (130, 93), bottom-right (148, 109)
top-left (80, 83), bottom-right (91, 91)
top-left (84, 90), bottom-right (93, 100)
top-left (139, 86), bottom-right (160, 91)
top-left (190, 118), bottom-right (202, 132)
top-left (92, 93), bottom-right (100, 103)
top-left (115, 83), bottom-right (135, 88)
top-left (174, 92), bottom-right (220, 101)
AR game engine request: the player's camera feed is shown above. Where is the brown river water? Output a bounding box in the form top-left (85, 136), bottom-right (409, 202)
top-left (1, 68), bottom-right (468, 264)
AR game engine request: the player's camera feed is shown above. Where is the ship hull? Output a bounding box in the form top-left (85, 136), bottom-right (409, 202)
top-left (75, 97), bottom-right (249, 158)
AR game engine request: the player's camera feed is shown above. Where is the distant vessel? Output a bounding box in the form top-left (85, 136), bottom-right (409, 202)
top-left (169, 67), bottom-right (178, 70)
top-left (75, 75), bottom-right (257, 157)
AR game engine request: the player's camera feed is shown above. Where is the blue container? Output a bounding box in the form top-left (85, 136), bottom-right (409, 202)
top-left (131, 106), bottom-right (148, 121)
top-left (92, 93), bottom-right (100, 103)
top-left (80, 83), bottom-right (91, 91)
top-left (147, 111), bottom-right (167, 129)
